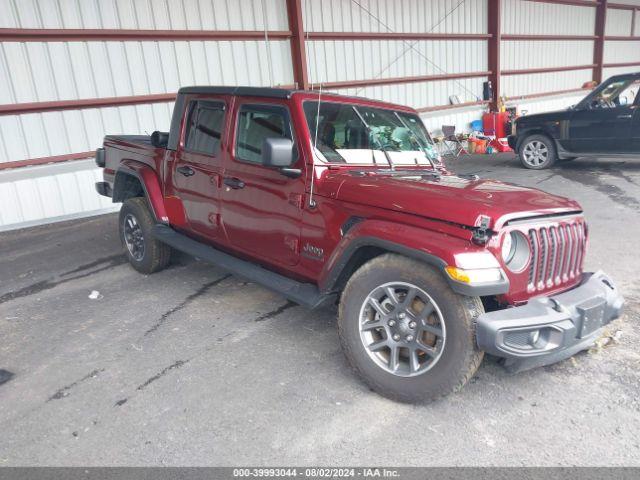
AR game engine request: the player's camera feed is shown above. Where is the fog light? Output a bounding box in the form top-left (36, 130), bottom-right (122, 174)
top-left (528, 329), bottom-right (541, 347)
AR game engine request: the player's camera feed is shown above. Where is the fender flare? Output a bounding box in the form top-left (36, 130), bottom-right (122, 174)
top-left (114, 160), bottom-right (169, 223)
top-left (319, 220), bottom-right (509, 297)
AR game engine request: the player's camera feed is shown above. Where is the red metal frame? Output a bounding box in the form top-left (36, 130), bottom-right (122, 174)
top-left (503, 64), bottom-right (597, 75)
top-left (593, 0), bottom-right (608, 84)
top-left (504, 87), bottom-right (592, 101)
top-left (0, 151), bottom-right (95, 171)
top-left (286, 0), bottom-right (309, 90)
top-left (524, 0), bottom-right (599, 7)
top-left (416, 101), bottom-right (490, 113)
top-left (502, 34), bottom-right (598, 40)
top-left (488, 0), bottom-right (502, 110)
top-left (315, 71), bottom-right (492, 90)
top-left (0, 93), bottom-right (177, 116)
top-left (0, 28), bottom-right (292, 42)
top-left (306, 32), bottom-right (492, 40)
top-left (603, 61), bottom-right (640, 68)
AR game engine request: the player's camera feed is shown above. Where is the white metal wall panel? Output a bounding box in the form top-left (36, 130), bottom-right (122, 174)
top-left (0, 160), bottom-right (118, 231)
top-left (506, 92), bottom-right (588, 116)
top-left (329, 77), bottom-right (486, 110)
top-left (419, 106), bottom-right (487, 135)
top-left (604, 40), bottom-right (640, 65)
top-left (0, 0), bottom-right (289, 30)
top-left (501, 40), bottom-right (594, 71)
top-left (502, 0), bottom-right (596, 35)
top-left (0, 102), bottom-right (174, 164)
top-left (604, 66), bottom-right (640, 78)
top-left (501, 69), bottom-right (594, 98)
top-left (302, 0), bottom-right (488, 34)
top-left (0, 40), bottom-right (293, 105)
top-left (307, 39), bottom-right (486, 85)
top-left (605, 8), bottom-right (633, 36)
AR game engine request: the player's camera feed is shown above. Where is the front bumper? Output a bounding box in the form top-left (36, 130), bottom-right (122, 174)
top-left (507, 135), bottom-right (517, 150)
top-left (476, 271), bottom-right (624, 372)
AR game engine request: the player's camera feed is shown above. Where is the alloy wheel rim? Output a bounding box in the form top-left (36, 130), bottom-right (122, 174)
top-left (358, 282), bottom-right (446, 377)
top-left (522, 140), bottom-right (549, 167)
top-left (123, 213), bottom-right (145, 261)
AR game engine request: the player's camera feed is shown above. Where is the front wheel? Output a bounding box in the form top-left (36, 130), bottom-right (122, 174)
top-left (519, 134), bottom-right (557, 169)
top-left (338, 254), bottom-right (484, 403)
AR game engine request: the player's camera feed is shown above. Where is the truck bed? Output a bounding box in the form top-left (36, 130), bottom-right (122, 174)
top-left (103, 134), bottom-right (166, 173)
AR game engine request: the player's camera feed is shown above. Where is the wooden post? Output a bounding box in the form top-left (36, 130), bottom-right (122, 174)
top-left (286, 0), bottom-right (309, 90)
top-left (488, 0), bottom-right (502, 111)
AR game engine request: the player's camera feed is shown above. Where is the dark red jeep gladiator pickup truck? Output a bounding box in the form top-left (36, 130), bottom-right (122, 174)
top-left (96, 86), bottom-right (624, 402)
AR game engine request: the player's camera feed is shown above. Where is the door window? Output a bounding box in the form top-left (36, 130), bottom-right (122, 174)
top-left (588, 79), bottom-right (640, 109)
top-left (184, 100), bottom-right (225, 156)
top-left (235, 104), bottom-right (294, 163)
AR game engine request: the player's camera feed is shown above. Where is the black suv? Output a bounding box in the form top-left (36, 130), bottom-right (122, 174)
top-left (508, 72), bottom-right (640, 169)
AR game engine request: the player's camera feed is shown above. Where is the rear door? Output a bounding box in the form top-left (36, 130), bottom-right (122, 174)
top-left (168, 97), bottom-right (227, 238)
top-left (219, 100), bottom-right (305, 267)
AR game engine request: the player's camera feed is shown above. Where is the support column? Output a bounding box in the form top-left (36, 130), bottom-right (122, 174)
top-left (488, 0), bottom-right (501, 111)
top-left (593, 0), bottom-right (608, 84)
top-left (286, 0), bottom-right (309, 90)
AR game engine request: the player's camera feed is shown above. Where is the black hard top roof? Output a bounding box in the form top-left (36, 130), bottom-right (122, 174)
top-left (178, 86), bottom-right (296, 99)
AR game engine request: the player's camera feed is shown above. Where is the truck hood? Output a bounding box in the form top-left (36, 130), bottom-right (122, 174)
top-left (318, 171), bottom-right (581, 229)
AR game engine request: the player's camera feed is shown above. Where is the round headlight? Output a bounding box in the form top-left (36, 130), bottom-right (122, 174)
top-left (501, 231), bottom-right (531, 272)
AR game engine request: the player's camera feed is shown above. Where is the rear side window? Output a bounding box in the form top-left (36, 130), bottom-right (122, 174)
top-left (184, 100), bottom-right (225, 156)
top-left (235, 104), bottom-right (293, 164)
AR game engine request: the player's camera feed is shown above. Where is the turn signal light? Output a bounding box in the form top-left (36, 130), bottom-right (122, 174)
top-left (445, 266), bottom-right (502, 284)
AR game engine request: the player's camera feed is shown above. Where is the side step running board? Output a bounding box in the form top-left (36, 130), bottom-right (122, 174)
top-left (152, 224), bottom-right (333, 309)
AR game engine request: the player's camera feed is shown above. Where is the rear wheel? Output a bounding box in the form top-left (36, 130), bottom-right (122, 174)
top-left (119, 197), bottom-right (171, 274)
top-left (519, 134), bottom-right (557, 169)
top-left (338, 254), bottom-right (484, 403)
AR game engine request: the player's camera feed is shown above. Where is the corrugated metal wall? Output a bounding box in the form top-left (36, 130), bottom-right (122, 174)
top-left (1, 0), bottom-right (639, 231)
top-left (0, 159), bottom-right (118, 232)
top-left (303, 0), bottom-right (489, 114)
top-left (501, 0), bottom-right (595, 98)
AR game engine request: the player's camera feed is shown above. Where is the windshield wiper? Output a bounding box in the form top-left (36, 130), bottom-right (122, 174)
top-left (351, 106), bottom-right (395, 170)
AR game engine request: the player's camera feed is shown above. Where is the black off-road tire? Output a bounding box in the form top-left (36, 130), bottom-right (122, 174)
top-left (119, 197), bottom-right (171, 274)
top-left (338, 253), bottom-right (484, 403)
top-left (518, 133), bottom-right (557, 170)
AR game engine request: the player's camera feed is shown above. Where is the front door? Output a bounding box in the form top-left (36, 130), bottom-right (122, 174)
top-left (632, 90), bottom-right (640, 153)
top-left (168, 98), bottom-right (227, 238)
top-left (220, 100), bottom-right (305, 267)
top-left (569, 78), bottom-right (640, 153)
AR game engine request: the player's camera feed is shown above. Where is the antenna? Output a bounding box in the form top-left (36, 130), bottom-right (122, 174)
top-left (260, 0), bottom-right (274, 87)
top-left (308, 83), bottom-right (323, 208)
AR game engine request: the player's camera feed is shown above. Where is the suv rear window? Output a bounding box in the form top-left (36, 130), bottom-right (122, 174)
top-left (184, 100), bottom-right (225, 156)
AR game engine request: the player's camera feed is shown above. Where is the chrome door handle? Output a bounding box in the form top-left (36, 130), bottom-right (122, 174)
top-left (176, 165), bottom-right (195, 177)
top-left (617, 114), bottom-right (633, 119)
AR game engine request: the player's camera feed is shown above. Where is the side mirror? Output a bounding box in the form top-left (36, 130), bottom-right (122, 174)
top-left (262, 137), bottom-right (294, 167)
top-left (151, 131), bottom-right (169, 148)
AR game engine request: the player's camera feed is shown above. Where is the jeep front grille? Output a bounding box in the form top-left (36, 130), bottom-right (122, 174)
top-left (526, 221), bottom-right (586, 292)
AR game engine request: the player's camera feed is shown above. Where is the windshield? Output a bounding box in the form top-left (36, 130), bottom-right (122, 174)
top-left (303, 101), bottom-right (440, 166)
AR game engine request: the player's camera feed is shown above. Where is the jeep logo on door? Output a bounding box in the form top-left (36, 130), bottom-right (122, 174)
top-left (302, 242), bottom-right (324, 261)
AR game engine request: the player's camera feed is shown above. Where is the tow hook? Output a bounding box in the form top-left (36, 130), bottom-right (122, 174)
top-left (472, 215), bottom-right (492, 245)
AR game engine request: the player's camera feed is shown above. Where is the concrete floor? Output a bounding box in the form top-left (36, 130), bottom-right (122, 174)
top-left (0, 154), bottom-right (639, 466)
